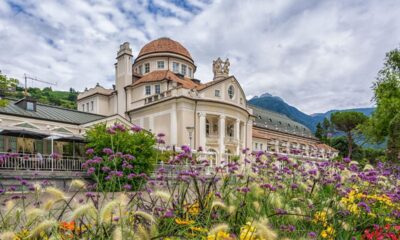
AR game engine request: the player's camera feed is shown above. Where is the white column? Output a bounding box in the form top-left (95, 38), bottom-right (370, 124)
top-left (286, 142), bottom-right (290, 154)
top-left (235, 119), bottom-right (240, 155)
top-left (305, 145), bottom-right (310, 157)
top-left (170, 103), bottom-right (177, 146)
top-left (275, 140), bottom-right (280, 153)
top-left (199, 113), bottom-right (206, 149)
top-left (219, 115), bottom-right (226, 160)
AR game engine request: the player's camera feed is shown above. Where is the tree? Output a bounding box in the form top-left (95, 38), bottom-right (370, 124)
top-left (331, 111), bottom-right (368, 158)
top-left (315, 122), bottom-right (323, 140)
top-left (387, 113), bottom-right (400, 161)
top-left (364, 47), bottom-right (400, 162)
top-left (0, 72), bottom-right (19, 107)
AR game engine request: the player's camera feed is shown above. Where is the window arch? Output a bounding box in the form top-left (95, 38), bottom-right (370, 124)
top-left (228, 85), bottom-right (235, 99)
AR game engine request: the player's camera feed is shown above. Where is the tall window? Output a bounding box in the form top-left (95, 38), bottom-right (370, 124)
top-left (228, 85), bottom-right (235, 99)
top-left (86, 103), bottom-right (89, 112)
top-left (157, 61), bottom-right (164, 69)
top-left (91, 101), bottom-right (94, 111)
top-left (188, 68), bottom-right (193, 78)
top-left (155, 84), bottom-right (161, 94)
top-left (145, 85), bottom-right (151, 95)
top-left (172, 62), bottom-right (180, 73)
top-left (215, 89), bottom-right (220, 97)
top-left (82, 104), bottom-right (85, 111)
top-left (138, 65), bottom-right (143, 75)
top-left (144, 63), bottom-right (150, 73)
top-left (255, 143), bottom-right (258, 150)
top-left (260, 143), bottom-right (263, 150)
top-left (181, 64), bottom-right (187, 75)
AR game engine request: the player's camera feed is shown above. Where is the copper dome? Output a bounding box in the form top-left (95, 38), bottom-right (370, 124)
top-left (137, 37), bottom-right (193, 62)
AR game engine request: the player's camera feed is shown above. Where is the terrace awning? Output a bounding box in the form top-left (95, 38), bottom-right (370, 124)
top-left (0, 127), bottom-right (50, 139)
top-left (45, 133), bottom-right (86, 142)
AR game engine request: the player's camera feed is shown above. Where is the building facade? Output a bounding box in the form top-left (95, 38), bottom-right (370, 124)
top-left (77, 38), bottom-right (338, 160)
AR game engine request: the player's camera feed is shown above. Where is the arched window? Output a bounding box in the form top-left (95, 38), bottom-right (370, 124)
top-left (228, 85), bottom-right (235, 99)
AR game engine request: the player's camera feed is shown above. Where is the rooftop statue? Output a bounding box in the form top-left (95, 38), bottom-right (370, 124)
top-left (213, 57), bottom-right (230, 80)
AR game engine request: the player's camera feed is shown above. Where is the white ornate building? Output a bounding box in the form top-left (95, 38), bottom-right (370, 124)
top-left (77, 38), bottom-right (338, 160)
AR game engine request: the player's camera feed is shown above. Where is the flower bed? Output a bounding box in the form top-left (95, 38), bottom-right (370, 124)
top-left (0, 147), bottom-right (400, 239)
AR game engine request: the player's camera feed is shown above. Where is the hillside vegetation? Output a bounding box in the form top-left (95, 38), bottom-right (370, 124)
top-left (10, 86), bottom-right (78, 110)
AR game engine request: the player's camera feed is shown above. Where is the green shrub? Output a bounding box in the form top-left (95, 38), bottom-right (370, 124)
top-left (84, 123), bottom-right (157, 191)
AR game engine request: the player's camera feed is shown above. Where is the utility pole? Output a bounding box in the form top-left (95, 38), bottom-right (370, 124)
top-left (24, 74), bottom-right (57, 96)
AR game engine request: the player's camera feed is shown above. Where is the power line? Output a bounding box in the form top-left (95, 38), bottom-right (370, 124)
top-left (24, 73), bottom-right (57, 96)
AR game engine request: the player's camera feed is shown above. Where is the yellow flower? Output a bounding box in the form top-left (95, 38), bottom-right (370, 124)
top-left (190, 226), bottom-right (208, 232)
top-left (207, 231), bottom-right (233, 240)
top-left (320, 225), bottom-right (335, 240)
top-left (175, 218), bottom-right (195, 225)
top-left (240, 222), bottom-right (257, 240)
top-left (187, 202), bottom-right (200, 216)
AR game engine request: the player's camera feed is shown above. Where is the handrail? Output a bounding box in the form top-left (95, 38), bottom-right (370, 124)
top-left (0, 152), bottom-right (85, 172)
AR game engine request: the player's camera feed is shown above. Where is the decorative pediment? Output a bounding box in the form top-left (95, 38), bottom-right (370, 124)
top-left (52, 127), bottom-right (73, 134)
top-left (14, 122), bottom-right (38, 129)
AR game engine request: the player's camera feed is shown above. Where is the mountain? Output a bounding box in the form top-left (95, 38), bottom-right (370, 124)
top-left (248, 92), bottom-right (375, 132)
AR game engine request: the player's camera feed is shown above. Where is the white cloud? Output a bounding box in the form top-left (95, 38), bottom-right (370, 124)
top-left (0, 0), bottom-right (399, 114)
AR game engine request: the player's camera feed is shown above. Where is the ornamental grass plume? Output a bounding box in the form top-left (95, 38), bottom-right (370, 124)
top-left (268, 192), bottom-right (283, 209)
top-left (133, 210), bottom-right (156, 223)
top-left (253, 201), bottom-right (261, 213)
top-left (45, 186), bottom-right (66, 200)
top-left (26, 208), bottom-right (47, 223)
top-left (211, 200), bottom-right (227, 210)
top-left (44, 199), bottom-right (55, 211)
top-left (136, 224), bottom-right (150, 240)
top-left (153, 190), bottom-right (171, 201)
top-left (363, 164), bottom-right (374, 171)
top-left (27, 219), bottom-right (57, 238)
top-left (69, 203), bottom-right (97, 220)
top-left (100, 200), bottom-right (120, 223)
top-left (113, 226), bottom-right (123, 240)
top-left (0, 231), bottom-right (16, 240)
top-left (70, 179), bottom-right (86, 189)
top-left (227, 205), bottom-right (237, 215)
top-left (208, 223), bottom-right (230, 236)
top-left (254, 218), bottom-right (277, 240)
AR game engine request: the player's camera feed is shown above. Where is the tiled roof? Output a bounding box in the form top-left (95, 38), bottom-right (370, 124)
top-left (0, 99), bottom-right (105, 125)
top-left (132, 70), bottom-right (201, 89)
top-left (137, 37), bottom-right (193, 61)
top-left (250, 105), bottom-right (315, 138)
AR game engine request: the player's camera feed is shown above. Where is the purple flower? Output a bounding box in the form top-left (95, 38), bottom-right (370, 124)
top-left (86, 148), bottom-right (94, 155)
top-left (131, 125), bottom-right (142, 132)
top-left (357, 202), bottom-right (371, 213)
top-left (87, 167), bottom-right (96, 175)
top-left (308, 232), bottom-right (317, 238)
top-left (343, 157), bottom-right (351, 163)
top-left (101, 166), bottom-right (111, 173)
top-left (85, 192), bottom-right (96, 198)
top-left (157, 133), bottom-right (165, 138)
top-left (102, 148), bottom-right (113, 155)
top-left (163, 209), bottom-right (174, 218)
top-left (123, 184), bottom-right (132, 191)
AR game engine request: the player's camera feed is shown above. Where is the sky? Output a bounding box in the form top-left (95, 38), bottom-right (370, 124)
top-left (0, 0), bottom-right (399, 114)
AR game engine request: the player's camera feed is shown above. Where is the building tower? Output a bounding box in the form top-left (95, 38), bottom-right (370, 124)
top-left (115, 42), bottom-right (133, 117)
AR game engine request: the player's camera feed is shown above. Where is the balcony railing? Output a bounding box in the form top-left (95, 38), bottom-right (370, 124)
top-left (0, 152), bottom-right (85, 172)
top-left (144, 90), bottom-right (172, 104)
